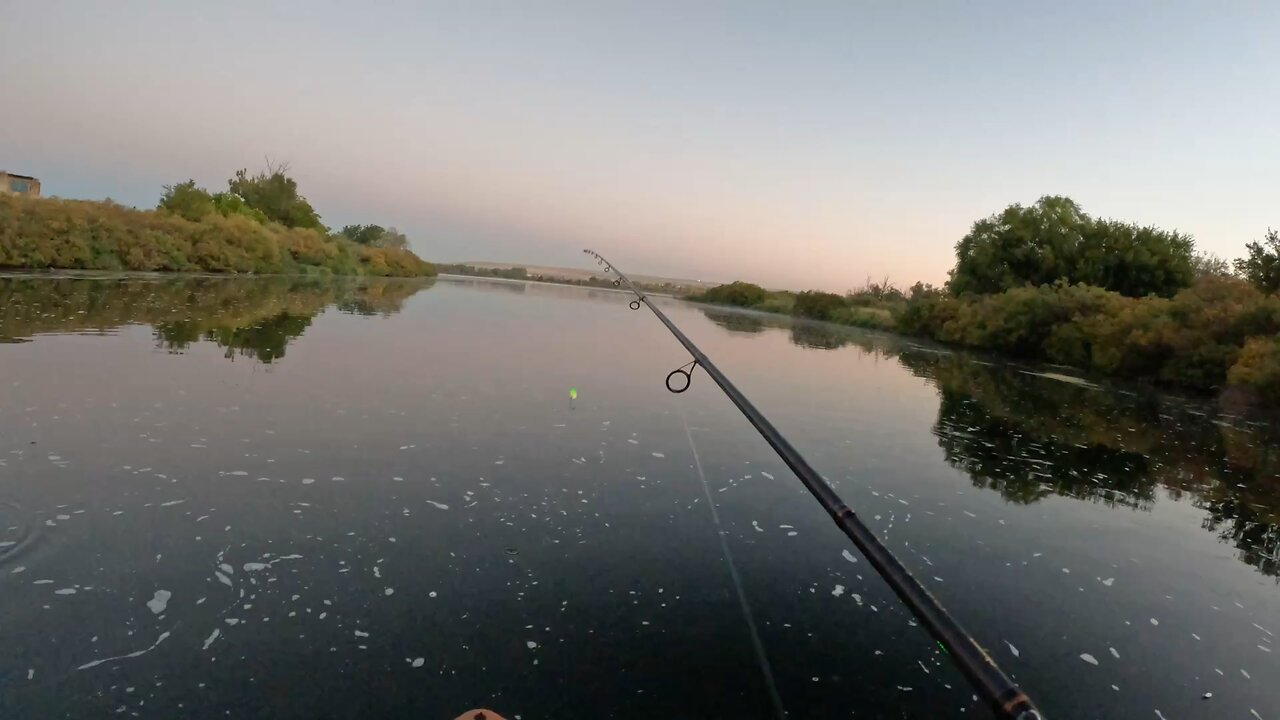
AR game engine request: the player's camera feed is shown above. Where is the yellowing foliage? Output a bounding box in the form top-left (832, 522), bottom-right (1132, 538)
top-left (0, 194), bottom-right (435, 278)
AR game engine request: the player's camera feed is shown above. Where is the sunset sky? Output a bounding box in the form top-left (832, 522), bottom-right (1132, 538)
top-left (3, 1), bottom-right (1277, 290)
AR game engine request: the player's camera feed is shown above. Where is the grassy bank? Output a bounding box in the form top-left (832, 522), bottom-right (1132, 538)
top-left (0, 194), bottom-right (435, 277)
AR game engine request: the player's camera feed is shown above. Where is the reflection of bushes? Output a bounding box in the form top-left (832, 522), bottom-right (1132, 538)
top-left (888, 347), bottom-right (1280, 577)
top-left (695, 302), bottom-right (1280, 577)
top-left (702, 308), bottom-right (766, 334)
top-left (0, 195), bottom-right (435, 277)
top-left (0, 276), bottom-right (431, 363)
top-left (789, 322), bottom-right (850, 350)
top-left (934, 388), bottom-right (1156, 510)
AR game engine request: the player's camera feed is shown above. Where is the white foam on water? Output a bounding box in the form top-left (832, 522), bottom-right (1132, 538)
top-left (384, 588), bottom-right (394, 596)
top-left (77, 631), bottom-right (171, 670)
top-left (842, 550), bottom-right (858, 564)
top-left (243, 554), bottom-right (303, 572)
top-left (651, 452), bottom-right (665, 458)
top-left (225, 618), bottom-right (239, 626)
top-left (411, 657), bottom-right (424, 667)
top-left (146, 590), bottom-right (171, 614)
top-left (1080, 654), bottom-right (1098, 666)
top-left (301, 478), bottom-right (315, 485)
top-left (10, 566), bottom-right (25, 574)
top-left (1005, 641), bottom-right (1020, 658)
top-left (526, 641), bottom-right (538, 649)
top-left (354, 630), bottom-right (369, 638)
top-left (751, 521), bottom-right (764, 532)
top-left (54, 588), bottom-right (77, 595)
top-left (215, 572), bottom-right (232, 587)
top-left (219, 564), bottom-right (234, 575)
top-left (761, 472), bottom-right (774, 480)
top-left (201, 629), bottom-right (220, 650)
top-left (160, 500), bottom-right (185, 507)
top-left (832, 585), bottom-right (845, 597)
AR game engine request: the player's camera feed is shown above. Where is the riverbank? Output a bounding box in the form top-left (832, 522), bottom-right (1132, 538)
top-left (0, 192), bottom-right (436, 278)
top-left (689, 277), bottom-right (1280, 403)
top-left (686, 196), bottom-right (1280, 403)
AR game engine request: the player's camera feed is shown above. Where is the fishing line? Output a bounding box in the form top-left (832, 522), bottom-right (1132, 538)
top-left (680, 406), bottom-right (787, 720)
top-left (585, 249), bottom-right (1043, 720)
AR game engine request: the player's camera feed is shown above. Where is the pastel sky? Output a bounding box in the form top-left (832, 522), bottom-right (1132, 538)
top-left (2, 1), bottom-right (1277, 290)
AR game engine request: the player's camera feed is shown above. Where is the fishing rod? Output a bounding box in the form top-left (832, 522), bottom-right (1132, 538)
top-left (583, 249), bottom-right (1044, 720)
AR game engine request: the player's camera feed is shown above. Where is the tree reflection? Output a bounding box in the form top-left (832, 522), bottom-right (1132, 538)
top-left (689, 306), bottom-right (1280, 578)
top-left (789, 322), bottom-right (850, 350)
top-left (0, 276), bottom-right (431, 364)
top-left (702, 308), bottom-right (767, 334)
top-left (895, 347), bottom-right (1280, 578)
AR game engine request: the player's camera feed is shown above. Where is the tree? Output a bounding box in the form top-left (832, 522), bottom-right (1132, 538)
top-left (949, 196), bottom-right (1195, 298)
top-left (1192, 251), bottom-right (1233, 279)
top-left (339, 224), bottom-right (409, 249)
top-left (699, 281), bottom-right (767, 307)
top-left (1235, 228), bottom-right (1280, 294)
top-left (379, 227), bottom-right (408, 250)
top-left (211, 192), bottom-right (268, 224)
top-left (339, 224), bottom-right (385, 245)
top-left (158, 180), bottom-right (214, 221)
top-left (227, 164), bottom-right (323, 230)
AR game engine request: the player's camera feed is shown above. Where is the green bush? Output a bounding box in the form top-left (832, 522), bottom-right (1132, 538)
top-left (698, 281), bottom-right (768, 307)
top-left (793, 290), bottom-right (846, 321)
top-left (830, 306), bottom-right (896, 331)
top-left (755, 292), bottom-right (796, 315)
top-left (158, 180), bottom-right (215, 221)
top-left (1228, 336), bottom-right (1280, 402)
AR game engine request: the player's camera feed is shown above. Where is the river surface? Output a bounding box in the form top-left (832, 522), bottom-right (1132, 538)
top-left (0, 274), bottom-right (1276, 719)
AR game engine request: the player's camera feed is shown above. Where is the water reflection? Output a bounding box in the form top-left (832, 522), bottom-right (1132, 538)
top-left (702, 308), bottom-right (766, 334)
top-left (0, 275), bottom-right (432, 363)
top-left (696, 305), bottom-right (1280, 578)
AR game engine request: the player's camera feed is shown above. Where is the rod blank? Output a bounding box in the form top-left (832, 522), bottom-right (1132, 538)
top-left (584, 249), bottom-right (1044, 720)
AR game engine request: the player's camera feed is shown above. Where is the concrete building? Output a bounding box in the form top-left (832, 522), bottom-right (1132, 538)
top-left (0, 171), bottom-right (41, 197)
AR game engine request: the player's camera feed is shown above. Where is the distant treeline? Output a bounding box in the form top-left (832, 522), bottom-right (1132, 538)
top-left (437, 263), bottom-right (699, 296)
top-left (0, 165), bottom-right (436, 277)
top-left (689, 196), bottom-right (1280, 401)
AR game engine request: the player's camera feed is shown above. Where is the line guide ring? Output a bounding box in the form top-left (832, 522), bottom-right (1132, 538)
top-left (666, 360), bottom-right (698, 393)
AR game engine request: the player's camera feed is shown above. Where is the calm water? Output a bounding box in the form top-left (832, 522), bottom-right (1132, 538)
top-left (0, 274), bottom-right (1276, 719)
